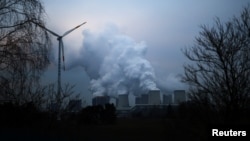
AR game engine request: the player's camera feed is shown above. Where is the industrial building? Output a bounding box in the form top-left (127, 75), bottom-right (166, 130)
top-left (91, 89), bottom-right (187, 118)
top-left (173, 90), bottom-right (186, 104)
top-left (135, 90), bottom-right (161, 105)
top-left (148, 90), bottom-right (161, 105)
top-left (92, 96), bottom-right (110, 106)
top-left (163, 94), bottom-right (172, 104)
top-left (117, 94), bottom-right (129, 107)
top-left (135, 94), bottom-right (148, 104)
top-left (92, 90), bottom-right (186, 107)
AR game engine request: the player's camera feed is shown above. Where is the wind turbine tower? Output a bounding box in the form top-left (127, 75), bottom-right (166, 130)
top-left (32, 21), bottom-right (86, 107)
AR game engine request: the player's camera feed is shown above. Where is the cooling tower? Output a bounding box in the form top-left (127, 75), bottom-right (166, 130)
top-left (173, 90), bottom-right (186, 104)
top-left (92, 96), bottom-right (110, 106)
top-left (117, 94), bottom-right (129, 107)
top-left (148, 90), bottom-right (161, 105)
top-left (135, 94), bottom-right (149, 105)
top-left (163, 94), bottom-right (172, 104)
top-left (135, 97), bottom-right (141, 105)
top-left (141, 94), bottom-right (149, 104)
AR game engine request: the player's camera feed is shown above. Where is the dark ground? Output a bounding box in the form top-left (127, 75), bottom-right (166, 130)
top-left (0, 118), bottom-right (209, 141)
top-left (1, 103), bottom-right (249, 141)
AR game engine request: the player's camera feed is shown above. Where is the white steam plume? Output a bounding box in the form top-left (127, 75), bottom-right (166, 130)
top-left (69, 25), bottom-right (158, 97)
top-left (156, 73), bottom-right (187, 93)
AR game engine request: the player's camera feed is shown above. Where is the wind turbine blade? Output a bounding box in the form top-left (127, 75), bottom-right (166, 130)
top-left (44, 27), bottom-right (60, 37)
top-left (61, 40), bottom-right (66, 71)
top-left (32, 21), bottom-right (60, 37)
top-left (62, 22), bottom-right (87, 37)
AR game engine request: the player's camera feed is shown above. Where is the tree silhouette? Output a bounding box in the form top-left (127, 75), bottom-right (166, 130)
top-left (0, 0), bottom-right (51, 105)
top-left (182, 6), bottom-right (250, 121)
top-left (45, 82), bottom-right (81, 113)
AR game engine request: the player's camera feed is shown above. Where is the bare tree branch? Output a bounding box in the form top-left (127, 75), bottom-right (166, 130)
top-left (0, 0), bottom-right (51, 106)
top-left (182, 6), bottom-right (250, 119)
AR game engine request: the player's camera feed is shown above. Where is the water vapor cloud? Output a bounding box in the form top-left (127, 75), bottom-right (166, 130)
top-left (69, 25), bottom-right (158, 97)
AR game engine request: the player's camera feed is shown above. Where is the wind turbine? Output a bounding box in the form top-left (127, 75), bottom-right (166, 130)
top-left (33, 21), bottom-right (86, 106)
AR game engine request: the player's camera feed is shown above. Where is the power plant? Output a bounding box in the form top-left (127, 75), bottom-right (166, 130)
top-left (173, 90), bottom-right (186, 104)
top-left (91, 90), bottom-right (187, 118)
top-left (148, 90), bottom-right (161, 105)
top-left (92, 96), bottom-right (110, 106)
top-left (135, 90), bottom-right (161, 105)
top-left (135, 94), bottom-right (148, 104)
top-left (91, 90), bottom-right (186, 107)
top-left (117, 94), bottom-right (129, 107)
top-left (162, 94), bottom-right (172, 105)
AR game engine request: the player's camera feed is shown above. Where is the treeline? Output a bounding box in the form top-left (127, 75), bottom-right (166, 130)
top-left (66, 104), bottom-right (116, 125)
top-left (165, 100), bottom-right (250, 125)
top-left (0, 102), bottom-right (116, 129)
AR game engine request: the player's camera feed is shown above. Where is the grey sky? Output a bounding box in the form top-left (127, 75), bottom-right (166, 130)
top-left (41, 0), bottom-right (249, 105)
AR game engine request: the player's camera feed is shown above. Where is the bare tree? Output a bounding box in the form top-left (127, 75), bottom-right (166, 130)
top-left (182, 6), bottom-right (250, 119)
top-left (0, 0), bottom-right (51, 105)
top-left (45, 82), bottom-right (81, 112)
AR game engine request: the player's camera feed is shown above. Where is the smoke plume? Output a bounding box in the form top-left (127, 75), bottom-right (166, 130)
top-left (156, 73), bottom-right (187, 93)
top-left (69, 25), bottom-right (158, 97)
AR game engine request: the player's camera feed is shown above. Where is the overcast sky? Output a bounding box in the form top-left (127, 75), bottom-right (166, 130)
top-left (41, 0), bottom-right (249, 105)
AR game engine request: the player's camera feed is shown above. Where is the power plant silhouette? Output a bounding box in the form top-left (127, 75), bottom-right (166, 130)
top-left (92, 90), bottom-right (187, 107)
top-left (91, 90), bottom-right (187, 117)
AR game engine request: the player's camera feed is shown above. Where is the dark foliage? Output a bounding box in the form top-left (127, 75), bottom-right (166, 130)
top-left (131, 105), bottom-right (170, 118)
top-left (77, 104), bottom-right (116, 125)
top-left (0, 102), bottom-right (56, 128)
top-left (9, 103), bottom-right (117, 127)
